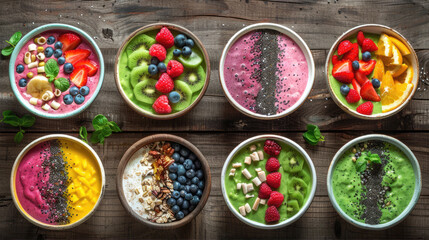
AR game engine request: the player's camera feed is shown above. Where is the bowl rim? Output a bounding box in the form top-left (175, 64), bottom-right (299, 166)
top-left (116, 133), bottom-right (212, 229)
top-left (220, 134), bottom-right (317, 229)
top-left (10, 134), bottom-right (106, 230)
top-left (218, 22), bottom-right (315, 120)
top-left (325, 24), bottom-right (420, 120)
top-left (326, 134), bottom-right (422, 230)
top-left (8, 23), bottom-right (105, 119)
top-left (114, 23), bottom-right (211, 120)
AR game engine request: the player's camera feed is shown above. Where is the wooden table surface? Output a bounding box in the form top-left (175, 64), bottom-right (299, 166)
top-left (1, 0), bottom-right (428, 239)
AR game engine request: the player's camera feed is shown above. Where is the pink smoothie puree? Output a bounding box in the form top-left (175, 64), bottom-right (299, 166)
top-left (14, 30), bottom-right (100, 114)
top-left (223, 29), bottom-right (308, 116)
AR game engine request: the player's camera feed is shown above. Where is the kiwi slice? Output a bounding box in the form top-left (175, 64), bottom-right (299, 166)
top-left (164, 47), bottom-right (175, 64)
top-left (281, 151), bottom-right (304, 173)
top-left (171, 80), bottom-right (192, 112)
top-left (178, 51), bottom-right (203, 68)
top-left (119, 52), bottom-right (131, 81)
top-left (288, 191), bottom-right (304, 207)
top-left (177, 65), bottom-right (206, 93)
top-left (126, 34), bottom-right (155, 57)
top-left (133, 79), bottom-right (159, 104)
top-left (289, 170), bottom-right (311, 183)
top-left (128, 49), bottom-right (151, 69)
top-left (130, 64), bottom-right (150, 88)
top-left (286, 200), bottom-right (300, 217)
top-left (287, 177), bottom-right (308, 196)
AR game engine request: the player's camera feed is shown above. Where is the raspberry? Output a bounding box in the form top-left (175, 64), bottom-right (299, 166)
top-left (266, 172), bottom-right (282, 189)
top-left (167, 60), bottom-right (184, 78)
top-left (156, 73), bottom-right (174, 94)
top-left (149, 44), bottom-right (167, 61)
top-left (258, 183), bottom-right (272, 199)
top-left (152, 95), bottom-right (172, 114)
top-left (155, 27), bottom-right (174, 49)
top-left (357, 31), bottom-right (365, 46)
top-left (267, 191), bottom-right (284, 208)
top-left (265, 157), bottom-right (280, 172)
top-left (356, 101), bottom-right (373, 115)
top-left (263, 139), bottom-right (281, 156)
top-left (265, 206), bottom-right (280, 223)
top-left (346, 89), bottom-right (361, 103)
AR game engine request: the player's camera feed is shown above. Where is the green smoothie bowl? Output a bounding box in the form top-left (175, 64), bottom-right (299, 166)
top-left (115, 23), bottom-right (210, 120)
top-left (327, 134), bottom-right (421, 230)
top-left (221, 135), bottom-right (317, 229)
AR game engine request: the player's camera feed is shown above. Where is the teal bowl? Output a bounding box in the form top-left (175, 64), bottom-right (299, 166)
top-left (9, 23), bottom-right (105, 119)
top-left (327, 134), bottom-right (422, 230)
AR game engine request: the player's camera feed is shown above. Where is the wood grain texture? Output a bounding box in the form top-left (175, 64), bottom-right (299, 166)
top-left (0, 0), bottom-right (428, 239)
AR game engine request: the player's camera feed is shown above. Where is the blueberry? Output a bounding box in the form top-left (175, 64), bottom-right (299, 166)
top-left (191, 176), bottom-right (199, 185)
top-left (178, 176), bottom-right (187, 184)
top-left (172, 143), bottom-right (181, 152)
top-left (185, 39), bottom-right (194, 48)
top-left (168, 91), bottom-right (181, 104)
top-left (47, 36), bottom-right (55, 45)
top-left (362, 51), bottom-right (371, 61)
top-left (54, 41), bottom-right (63, 49)
top-left (151, 57), bottom-right (160, 65)
top-left (64, 63), bottom-right (74, 74)
top-left (172, 190), bottom-right (180, 199)
top-left (372, 78), bottom-right (381, 89)
top-left (190, 184), bottom-right (198, 194)
top-left (184, 185), bottom-right (191, 193)
top-left (179, 185), bottom-right (186, 191)
top-left (174, 34), bottom-right (187, 48)
top-left (185, 193), bottom-right (193, 201)
top-left (182, 200), bottom-right (190, 209)
top-left (173, 49), bottom-right (182, 57)
top-left (173, 181), bottom-right (181, 190)
top-left (189, 205), bottom-right (195, 212)
top-left (176, 211), bottom-right (185, 220)
top-left (190, 196), bottom-right (200, 205)
top-left (169, 163), bottom-right (178, 173)
top-left (190, 163), bottom-right (195, 170)
top-left (171, 205), bottom-right (180, 214)
top-left (196, 170), bottom-right (204, 180)
top-left (340, 84), bottom-right (350, 96)
top-left (179, 156), bottom-right (185, 164)
top-left (194, 160), bottom-right (202, 170)
top-left (182, 46), bottom-right (192, 56)
top-left (186, 169), bottom-right (195, 179)
top-left (80, 86), bottom-right (90, 96)
top-left (57, 57), bottom-right (66, 65)
top-left (172, 153), bottom-right (180, 162)
top-left (44, 47), bottom-right (54, 58)
top-left (184, 159), bottom-right (193, 170)
top-left (182, 209), bottom-right (189, 216)
top-left (186, 180), bottom-right (192, 186)
top-left (196, 189), bottom-right (203, 197)
top-left (167, 198), bottom-right (176, 206)
top-left (180, 190), bottom-right (187, 198)
top-left (352, 60), bottom-right (359, 70)
top-left (54, 49), bottom-right (62, 58)
top-left (157, 62), bottom-right (167, 73)
top-left (74, 94), bottom-right (85, 104)
top-left (176, 197), bottom-right (184, 207)
top-left (177, 165), bottom-right (186, 176)
top-left (169, 173), bottom-right (177, 181)
top-left (148, 64), bottom-right (158, 75)
top-left (69, 86), bottom-right (79, 96)
top-left (16, 64), bottom-right (24, 74)
top-left (18, 78), bottom-right (27, 87)
top-left (180, 148), bottom-right (190, 157)
top-left (198, 181), bottom-right (205, 189)
top-left (63, 94), bottom-right (73, 105)
top-left (188, 153), bottom-right (197, 161)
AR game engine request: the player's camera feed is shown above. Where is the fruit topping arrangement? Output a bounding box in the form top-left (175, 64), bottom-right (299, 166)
top-left (118, 27), bottom-right (206, 115)
top-left (226, 139), bottom-right (312, 224)
top-left (330, 31), bottom-right (413, 115)
top-left (15, 32), bottom-right (99, 112)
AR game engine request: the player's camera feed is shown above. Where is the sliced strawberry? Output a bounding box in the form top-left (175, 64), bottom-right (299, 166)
top-left (342, 43), bottom-right (359, 62)
top-left (74, 60), bottom-right (98, 76)
top-left (332, 60), bottom-right (354, 84)
top-left (64, 49), bottom-right (91, 65)
top-left (360, 80), bottom-right (381, 102)
top-left (354, 70), bottom-right (369, 86)
top-left (337, 40), bottom-right (353, 55)
top-left (362, 38), bottom-right (378, 52)
top-left (58, 33), bottom-right (82, 51)
top-left (332, 55), bottom-right (339, 65)
top-left (359, 60), bottom-right (376, 75)
top-left (357, 31), bottom-right (365, 46)
top-left (70, 66), bottom-right (88, 88)
top-left (352, 78), bottom-right (361, 93)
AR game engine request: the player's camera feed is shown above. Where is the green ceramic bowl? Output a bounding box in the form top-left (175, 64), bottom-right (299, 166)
top-left (327, 134), bottom-right (421, 230)
top-left (9, 23), bottom-right (104, 119)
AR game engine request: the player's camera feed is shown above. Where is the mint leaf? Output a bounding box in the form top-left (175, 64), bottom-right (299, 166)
top-left (303, 124), bottom-right (324, 145)
top-left (10, 32), bottom-right (22, 45)
top-left (108, 121), bottom-right (121, 132)
top-left (1, 115), bottom-right (21, 127)
top-left (54, 78), bottom-right (70, 92)
top-left (14, 129), bottom-right (24, 144)
top-left (355, 156), bottom-right (367, 172)
top-left (90, 128), bottom-right (112, 144)
top-left (79, 126), bottom-right (88, 143)
top-left (369, 153), bottom-right (381, 164)
top-left (1, 45), bottom-right (14, 56)
top-left (45, 59), bottom-right (59, 81)
top-left (92, 114), bottom-right (108, 130)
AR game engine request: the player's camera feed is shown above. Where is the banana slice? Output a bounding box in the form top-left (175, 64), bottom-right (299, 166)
top-left (26, 75), bottom-right (53, 99)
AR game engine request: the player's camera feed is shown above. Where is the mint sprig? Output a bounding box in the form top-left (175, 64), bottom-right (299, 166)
top-left (0, 110), bottom-right (35, 143)
top-left (79, 114), bottom-right (121, 144)
top-left (303, 124), bottom-right (325, 145)
top-left (45, 59), bottom-right (59, 83)
top-left (54, 77), bottom-right (70, 92)
top-left (1, 32), bottom-right (22, 56)
top-left (355, 151), bottom-right (382, 172)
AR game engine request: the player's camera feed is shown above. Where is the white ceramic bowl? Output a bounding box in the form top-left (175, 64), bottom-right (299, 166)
top-left (221, 134), bottom-right (317, 229)
top-left (327, 134), bottom-right (421, 230)
top-left (219, 23), bottom-right (315, 120)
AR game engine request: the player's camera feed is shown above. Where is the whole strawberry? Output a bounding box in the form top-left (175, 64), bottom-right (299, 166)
top-left (156, 73), bottom-right (174, 94)
top-left (266, 172), bottom-right (282, 189)
top-left (267, 191), bottom-right (284, 208)
top-left (152, 95), bottom-right (172, 114)
top-left (357, 31), bottom-right (365, 46)
top-left (167, 60), bottom-right (184, 78)
top-left (265, 206), bottom-right (280, 223)
top-left (149, 43), bottom-right (167, 61)
top-left (362, 38), bottom-right (378, 52)
top-left (156, 27), bottom-right (175, 49)
top-left (265, 157), bottom-right (280, 172)
top-left (264, 140), bottom-right (281, 156)
top-left (258, 183), bottom-right (272, 199)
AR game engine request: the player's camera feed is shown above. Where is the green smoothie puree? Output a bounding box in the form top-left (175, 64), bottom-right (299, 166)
top-left (224, 139), bottom-right (312, 224)
top-left (332, 140), bottom-right (415, 224)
